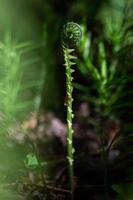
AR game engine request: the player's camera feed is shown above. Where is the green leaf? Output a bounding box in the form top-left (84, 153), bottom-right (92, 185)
top-left (98, 42), bottom-right (107, 81)
top-left (112, 183), bottom-right (133, 200)
top-left (24, 153), bottom-right (39, 169)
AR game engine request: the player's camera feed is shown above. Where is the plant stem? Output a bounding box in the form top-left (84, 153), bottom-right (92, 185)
top-left (63, 46), bottom-right (74, 200)
top-left (62, 22), bottom-right (82, 199)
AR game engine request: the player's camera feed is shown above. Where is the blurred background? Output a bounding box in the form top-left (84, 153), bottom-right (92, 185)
top-left (0, 0), bottom-right (132, 199)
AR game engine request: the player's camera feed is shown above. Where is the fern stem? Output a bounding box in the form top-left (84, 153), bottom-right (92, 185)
top-left (61, 22), bottom-right (82, 200)
top-left (63, 46), bottom-right (74, 200)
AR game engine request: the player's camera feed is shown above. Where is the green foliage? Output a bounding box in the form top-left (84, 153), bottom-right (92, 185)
top-left (0, 1), bottom-right (132, 199)
top-left (112, 183), bottom-right (133, 200)
top-left (78, 22), bottom-right (120, 116)
top-left (75, 3), bottom-right (133, 198)
top-left (77, 1), bottom-right (133, 119)
top-left (0, 32), bottom-right (44, 135)
top-left (0, 185), bottom-right (23, 200)
top-left (24, 153), bottom-right (39, 169)
top-left (99, 0), bottom-right (133, 51)
top-left (0, 31), bottom-right (45, 198)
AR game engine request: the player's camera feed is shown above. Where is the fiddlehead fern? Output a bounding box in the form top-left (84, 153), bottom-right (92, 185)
top-left (61, 22), bottom-right (82, 200)
top-left (62, 22), bottom-right (82, 48)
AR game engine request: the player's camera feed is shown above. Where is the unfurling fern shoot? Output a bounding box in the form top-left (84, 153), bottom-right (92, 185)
top-left (61, 22), bottom-right (82, 199)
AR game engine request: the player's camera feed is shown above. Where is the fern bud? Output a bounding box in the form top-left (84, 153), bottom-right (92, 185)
top-left (62, 22), bottom-right (82, 47)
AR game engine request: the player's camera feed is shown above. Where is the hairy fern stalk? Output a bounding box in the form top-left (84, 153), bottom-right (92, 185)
top-left (62, 22), bottom-right (82, 200)
top-left (63, 45), bottom-right (75, 198)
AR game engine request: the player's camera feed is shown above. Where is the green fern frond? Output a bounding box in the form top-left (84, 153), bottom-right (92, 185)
top-left (62, 22), bottom-right (82, 200)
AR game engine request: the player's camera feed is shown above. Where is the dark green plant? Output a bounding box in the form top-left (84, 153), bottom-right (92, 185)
top-left (112, 183), bottom-right (133, 200)
top-left (61, 22), bottom-right (82, 200)
top-left (74, 2), bottom-right (133, 197)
